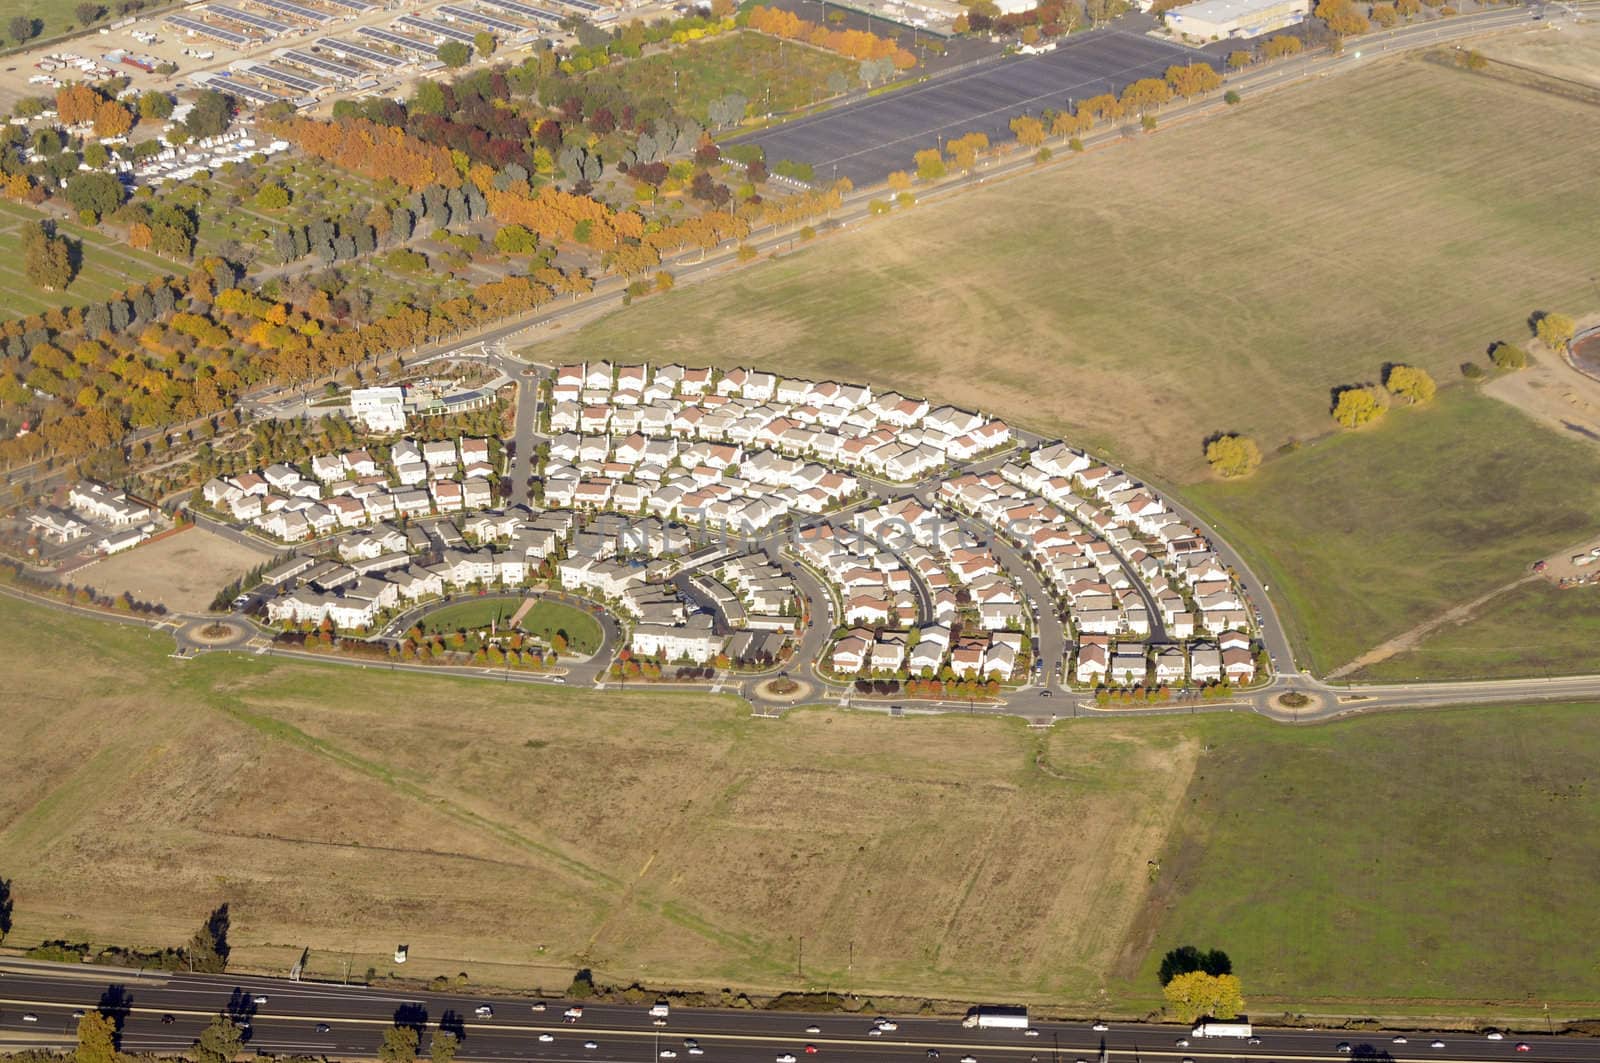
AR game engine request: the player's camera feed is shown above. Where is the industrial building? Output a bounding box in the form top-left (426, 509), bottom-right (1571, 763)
top-left (1163, 0), bottom-right (1309, 39)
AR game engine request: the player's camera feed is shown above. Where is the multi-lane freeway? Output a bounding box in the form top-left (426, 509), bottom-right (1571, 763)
top-left (0, 962), bottom-right (1587, 1063)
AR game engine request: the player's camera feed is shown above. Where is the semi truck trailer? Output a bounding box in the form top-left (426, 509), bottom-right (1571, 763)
top-left (1191, 1022), bottom-right (1252, 1038)
top-left (962, 1007), bottom-right (1030, 1030)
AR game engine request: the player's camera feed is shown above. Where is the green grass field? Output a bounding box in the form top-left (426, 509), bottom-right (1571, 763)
top-left (587, 32), bottom-right (856, 126)
top-left (1181, 389), bottom-right (1600, 676)
top-left (529, 57), bottom-right (1600, 677)
top-left (1, 0), bottom-right (106, 48)
top-left (1137, 706), bottom-right (1600, 1007)
top-left (1354, 580), bottom-right (1600, 682)
top-left (0, 200), bottom-right (176, 319)
top-left (420, 596), bottom-right (602, 653)
top-left (7, 597), bottom-right (1600, 1018)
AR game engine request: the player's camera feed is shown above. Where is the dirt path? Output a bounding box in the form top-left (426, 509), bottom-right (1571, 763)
top-left (1481, 312), bottom-right (1600, 446)
top-left (1326, 571), bottom-right (1542, 679)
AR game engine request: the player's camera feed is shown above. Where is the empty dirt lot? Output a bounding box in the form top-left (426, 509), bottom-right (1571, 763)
top-left (71, 524), bottom-right (273, 612)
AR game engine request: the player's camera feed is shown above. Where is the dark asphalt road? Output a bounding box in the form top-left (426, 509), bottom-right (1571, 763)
top-left (739, 29), bottom-right (1212, 184)
top-left (0, 962), bottom-right (1589, 1063)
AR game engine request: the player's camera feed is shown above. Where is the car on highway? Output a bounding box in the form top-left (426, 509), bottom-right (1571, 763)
top-left (660, 1052), bottom-right (678, 1059)
top-left (1487, 1034), bottom-right (1505, 1041)
top-left (684, 1039), bottom-right (699, 1049)
top-left (315, 1025), bottom-right (331, 1035)
top-left (1336, 1044), bottom-right (1352, 1054)
top-left (1092, 1023), bottom-right (1109, 1032)
top-left (805, 1046), bottom-right (818, 1055)
top-left (688, 1050), bottom-right (704, 1057)
top-left (538, 1034), bottom-right (555, 1043)
top-left (161, 1015), bottom-right (175, 1024)
top-left (475, 1006), bottom-right (494, 1017)
top-left (654, 1018), bottom-right (669, 1027)
top-left (878, 1021), bottom-right (899, 1031)
top-left (1392, 1037), bottom-right (1408, 1045)
top-left (252, 995), bottom-right (269, 1005)
top-left (72, 1010), bottom-right (85, 1019)
top-left (1431, 1041), bottom-right (1447, 1049)
top-left (1025, 1029), bottom-right (1041, 1038)
top-left (531, 1003), bottom-right (547, 1012)
top-left (565, 1008), bottom-right (584, 1022)
top-left (1516, 1046), bottom-right (1530, 1053)
top-left (926, 1051), bottom-right (939, 1060)
top-left (1247, 1038), bottom-right (1262, 1046)
top-left (22, 1014), bottom-right (38, 1023)
top-left (777, 1055), bottom-right (797, 1063)
top-left (584, 1042), bottom-right (598, 1050)
top-left (1175, 1039), bottom-right (1189, 1048)
top-left (805, 1026), bottom-right (821, 1035)
top-left (960, 1055), bottom-right (977, 1063)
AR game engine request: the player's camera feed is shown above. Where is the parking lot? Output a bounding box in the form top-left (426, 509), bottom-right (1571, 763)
top-left (739, 28), bottom-right (1221, 184)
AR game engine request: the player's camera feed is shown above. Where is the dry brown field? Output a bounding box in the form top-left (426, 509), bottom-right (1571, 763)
top-left (68, 524), bottom-right (272, 612)
top-left (0, 597), bottom-right (1199, 1006)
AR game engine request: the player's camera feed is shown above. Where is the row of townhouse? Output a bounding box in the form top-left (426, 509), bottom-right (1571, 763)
top-left (546, 372), bottom-right (1010, 482)
top-left (201, 438), bottom-right (498, 543)
top-left (829, 624), bottom-right (1022, 680)
top-left (795, 522), bottom-right (921, 629)
top-left (1074, 632), bottom-right (1257, 685)
top-left (629, 614), bottom-right (725, 664)
top-left (719, 555), bottom-right (799, 619)
top-left (68, 481), bottom-right (155, 526)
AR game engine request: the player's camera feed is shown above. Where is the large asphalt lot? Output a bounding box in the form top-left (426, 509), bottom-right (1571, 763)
top-left (0, 960), bottom-right (1590, 1063)
top-left (739, 29), bottom-right (1216, 184)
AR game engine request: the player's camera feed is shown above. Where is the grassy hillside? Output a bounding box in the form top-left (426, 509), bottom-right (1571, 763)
top-left (1182, 389), bottom-right (1600, 676)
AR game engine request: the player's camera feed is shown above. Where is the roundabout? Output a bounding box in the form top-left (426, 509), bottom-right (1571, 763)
top-left (751, 674), bottom-right (814, 705)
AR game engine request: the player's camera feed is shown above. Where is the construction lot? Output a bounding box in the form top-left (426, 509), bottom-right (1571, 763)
top-left (66, 524), bottom-right (273, 612)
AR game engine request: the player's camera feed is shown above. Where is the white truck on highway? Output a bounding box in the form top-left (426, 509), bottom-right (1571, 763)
top-left (1191, 1021), bottom-right (1252, 1038)
top-left (649, 1002), bottom-right (671, 1019)
top-left (962, 1007), bottom-right (1029, 1031)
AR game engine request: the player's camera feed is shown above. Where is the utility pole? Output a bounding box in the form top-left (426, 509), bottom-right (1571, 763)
top-left (797, 936), bottom-right (804, 980)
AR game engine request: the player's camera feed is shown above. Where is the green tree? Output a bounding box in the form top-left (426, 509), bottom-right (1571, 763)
top-left (186, 903), bottom-right (230, 973)
top-left (1332, 385), bottom-right (1386, 429)
top-left (474, 30), bottom-right (496, 57)
top-left (65, 171), bottom-right (124, 220)
top-left (0, 875), bottom-right (12, 943)
top-left (76, 2), bottom-right (103, 24)
top-left (437, 41), bottom-right (471, 67)
top-left (1384, 364), bottom-right (1436, 405)
top-left (254, 182), bottom-right (290, 209)
top-left (1490, 342), bottom-right (1528, 370)
top-left (1204, 434), bottom-right (1261, 478)
top-left (411, 79), bottom-right (447, 116)
top-left (23, 222), bottom-right (74, 291)
top-left (430, 1031), bottom-right (460, 1063)
top-left (1163, 970), bottom-right (1245, 1023)
top-left (1535, 312), bottom-right (1576, 351)
top-left (195, 1015), bottom-right (244, 1063)
top-left (379, 1025), bottom-right (420, 1063)
top-left (8, 16), bottom-right (37, 44)
top-left (76, 1011), bottom-right (118, 1063)
top-left (185, 90), bottom-right (234, 137)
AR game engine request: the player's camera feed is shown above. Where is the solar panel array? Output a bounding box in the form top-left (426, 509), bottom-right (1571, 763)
top-left (563, 0), bottom-right (602, 15)
top-left (438, 4), bottom-right (524, 33)
top-left (202, 73), bottom-right (282, 103)
top-left (321, 0), bottom-right (371, 10)
top-left (479, 0), bottom-right (562, 23)
top-left (209, 4), bottom-right (291, 34)
top-left (317, 34), bottom-right (405, 64)
top-left (246, 61), bottom-right (324, 91)
top-left (357, 25), bottom-right (438, 53)
top-left (282, 47), bottom-right (365, 78)
top-left (167, 14), bottom-right (252, 45)
top-left (396, 14), bottom-right (479, 42)
top-left (251, 0), bottom-right (334, 23)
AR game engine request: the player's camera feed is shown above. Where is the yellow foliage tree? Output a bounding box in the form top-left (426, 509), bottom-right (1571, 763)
top-left (1332, 385), bottom-right (1386, 428)
top-left (1009, 114), bottom-right (1045, 148)
top-left (1535, 312), bottom-right (1576, 352)
top-left (1163, 971), bottom-right (1245, 1024)
top-left (1384, 364), bottom-right (1436, 405)
top-left (1205, 434), bottom-right (1262, 478)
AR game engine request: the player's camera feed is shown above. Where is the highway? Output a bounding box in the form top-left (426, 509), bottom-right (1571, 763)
top-left (0, 961), bottom-right (1590, 1063)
